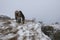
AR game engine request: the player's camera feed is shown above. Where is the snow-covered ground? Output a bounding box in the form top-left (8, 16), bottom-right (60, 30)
top-left (0, 20), bottom-right (51, 40)
top-left (44, 24), bottom-right (60, 30)
top-left (51, 24), bottom-right (60, 30)
top-left (10, 20), bottom-right (51, 40)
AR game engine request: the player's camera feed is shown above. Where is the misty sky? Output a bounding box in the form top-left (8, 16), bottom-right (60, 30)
top-left (0, 0), bottom-right (60, 24)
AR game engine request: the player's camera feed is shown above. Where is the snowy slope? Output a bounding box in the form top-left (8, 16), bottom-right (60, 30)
top-left (0, 20), bottom-right (51, 40)
top-left (17, 22), bottom-right (51, 40)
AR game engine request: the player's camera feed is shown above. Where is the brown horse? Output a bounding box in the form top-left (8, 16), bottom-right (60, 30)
top-left (15, 10), bottom-right (25, 24)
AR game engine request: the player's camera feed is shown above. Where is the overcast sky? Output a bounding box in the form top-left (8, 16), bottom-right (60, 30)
top-left (0, 0), bottom-right (60, 24)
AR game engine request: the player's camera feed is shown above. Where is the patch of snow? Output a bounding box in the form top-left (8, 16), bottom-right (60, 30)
top-left (0, 20), bottom-right (51, 40)
top-left (51, 24), bottom-right (60, 30)
top-left (17, 22), bottom-right (51, 40)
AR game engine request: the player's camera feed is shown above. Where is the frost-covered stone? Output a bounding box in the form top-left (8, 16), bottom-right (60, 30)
top-left (0, 20), bottom-right (51, 40)
top-left (17, 22), bottom-right (51, 40)
top-left (0, 15), bottom-right (11, 20)
top-left (0, 21), bottom-right (18, 40)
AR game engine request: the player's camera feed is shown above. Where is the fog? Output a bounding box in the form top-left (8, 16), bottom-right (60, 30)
top-left (0, 0), bottom-right (60, 24)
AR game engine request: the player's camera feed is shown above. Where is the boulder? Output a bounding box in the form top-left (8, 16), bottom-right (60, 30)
top-left (0, 15), bottom-right (11, 20)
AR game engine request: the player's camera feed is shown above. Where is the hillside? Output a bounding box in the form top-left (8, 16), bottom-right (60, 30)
top-left (0, 19), bottom-right (51, 40)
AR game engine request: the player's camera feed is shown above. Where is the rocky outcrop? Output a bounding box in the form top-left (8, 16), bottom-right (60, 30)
top-left (0, 20), bottom-right (18, 40)
top-left (41, 25), bottom-right (60, 40)
top-left (0, 19), bottom-right (51, 40)
top-left (17, 22), bottom-right (51, 40)
top-left (0, 15), bottom-right (11, 20)
top-left (54, 30), bottom-right (60, 40)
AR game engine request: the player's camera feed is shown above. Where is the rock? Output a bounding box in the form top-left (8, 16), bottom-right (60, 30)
top-left (41, 25), bottom-right (60, 40)
top-left (54, 30), bottom-right (60, 40)
top-left (41, 26), bottom-right (54, 40)
top-left (0, 19), bottom-right (51, 40)
top-left (0, 20), bottom-right (18, 40)
top-left (0, 15), bottom-right (11, 20)
top-left (17, 22), bottom-right (51, 40)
